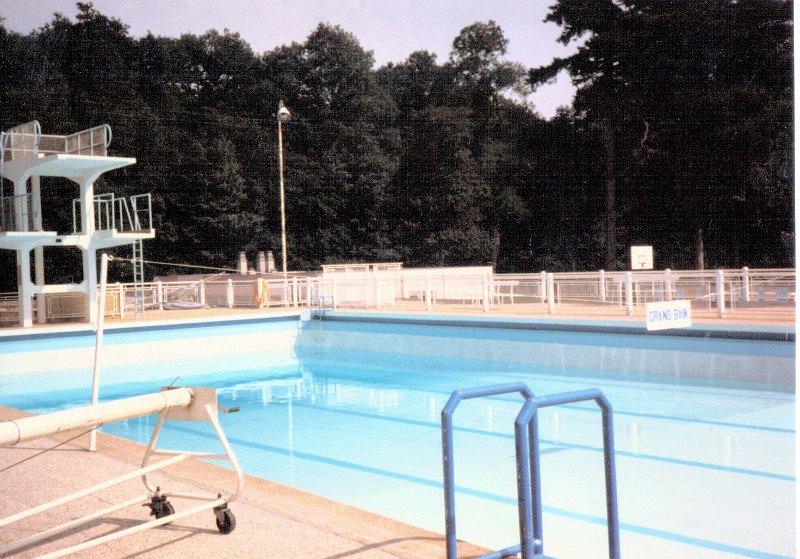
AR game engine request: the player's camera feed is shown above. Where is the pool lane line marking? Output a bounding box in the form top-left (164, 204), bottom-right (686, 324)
top-left (285, 369), bottom-right (794, 431)
top-left (162, 423), bottom-right (793, 559)
top-left (269, 402), bottom-right (795, 482)
top-left (562, 406), bottom-right (796, 434)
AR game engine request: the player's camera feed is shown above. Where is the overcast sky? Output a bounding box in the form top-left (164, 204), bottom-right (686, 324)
top-left (1, 0), bottom-right (580, 118)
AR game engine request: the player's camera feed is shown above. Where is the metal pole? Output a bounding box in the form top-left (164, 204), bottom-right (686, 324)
top-left (0, 388), bottom-right (194, 447)
top-left (89, 253), bottom-right (109, 451)
top-left (277, 101), bottom-right (289, 302)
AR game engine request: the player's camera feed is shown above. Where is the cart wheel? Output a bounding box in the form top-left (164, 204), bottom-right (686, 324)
top-left (146, 494), bottom-right (175, 520)
top-left (215, 509), bottom-right (236, 534)
top-left (154, 501), bottom-right (175, 519)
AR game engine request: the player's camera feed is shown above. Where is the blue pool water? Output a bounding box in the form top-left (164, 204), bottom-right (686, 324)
top-left (1, 315), bottom-right (795, 558)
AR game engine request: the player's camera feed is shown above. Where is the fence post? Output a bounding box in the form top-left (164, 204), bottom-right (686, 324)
top-left (716, 269), bottom-right (726, 318)
top-left (625, 272), bottom-right (634, 316)
top-left (293, 277), bottom-right (299, 308)
top-left (374, 276), bottom-right (381, 309)
top-left (117, 283), bottom-right (125, 318)
top-left (664, 269), bottom-right (673, 301)
top-left (331, 278), bottom-right (338, 310)
top-left (599, 269), bottom-right (606, 303)
top-left (547, 273), bottom-right (555, 314)
top-left (482, 274), bottom-right (490, 312)
top-left (226, 279), bottom-right (234, 309)
top-left (742, 266), bottom-right (750, 303)
top-left (156, 280), bottom-right (163, 310)
top-left (540, 271), bottom-right (547, 304)
top-left (425, 276), bottom-right (432, 311)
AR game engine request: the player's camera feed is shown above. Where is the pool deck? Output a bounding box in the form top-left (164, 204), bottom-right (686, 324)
top-left (0, 304), bottom-right (794, 558)
top-left (0, 405), bottom-right (488, 559)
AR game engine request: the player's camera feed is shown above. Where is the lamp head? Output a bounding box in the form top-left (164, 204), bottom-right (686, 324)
top-left (277, 100), bottom-right (291, 123)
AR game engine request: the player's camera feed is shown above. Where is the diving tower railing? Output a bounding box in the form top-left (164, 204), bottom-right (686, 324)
top-left (0, 386), bottom-right (243, 558)
top-left (0, 121), bottom-right (111, 164)
top-left (72, 192), bottom-right (153, 234)
top-left (0, 192), bottom-right (36, 232)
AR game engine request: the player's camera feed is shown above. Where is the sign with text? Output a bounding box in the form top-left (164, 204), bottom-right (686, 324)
top-left (646, 299), bottom-right (692, 331)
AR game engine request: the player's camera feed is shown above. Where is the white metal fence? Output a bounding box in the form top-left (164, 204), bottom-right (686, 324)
top-left (0, 268), bottom-right (794, 326)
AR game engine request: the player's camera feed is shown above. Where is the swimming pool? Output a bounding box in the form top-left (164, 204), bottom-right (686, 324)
top-left (1, 313), bottom-right (795, 558)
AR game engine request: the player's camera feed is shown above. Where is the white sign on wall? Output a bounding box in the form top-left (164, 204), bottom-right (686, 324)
top-left (646, 299), bottom-right (693, 331)
top-left (630, 245), bottom-right (654, 270)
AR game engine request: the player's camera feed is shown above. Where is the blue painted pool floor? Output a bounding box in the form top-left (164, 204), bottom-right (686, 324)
top-left (85, 364), bottom-right (797, 559)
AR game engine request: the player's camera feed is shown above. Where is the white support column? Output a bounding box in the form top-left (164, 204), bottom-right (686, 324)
top-left (625, 272), bottom-right (634, 316)
top-left (17, 248), bottom-right (33, 327)
top-left (227, 279), bottom-right (234, 309)
top-left (716, 269), bottom-right (726, 318)
top-left (546, 273), bottom-right (555, 314)
top-left (31, 175), bottom-right (47, 324)
top-left (83, 247), bottom-right (98, 323)
top-left (78, 173), bottom-right (100, 323)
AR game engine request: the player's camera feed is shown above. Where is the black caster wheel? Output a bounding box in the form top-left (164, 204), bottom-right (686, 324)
top-left (214, 507), bottom-right (236, 534)
top-left (154, 500), bottom-right (175, 519)
top-left (145, 492), bottom-right (175, 521)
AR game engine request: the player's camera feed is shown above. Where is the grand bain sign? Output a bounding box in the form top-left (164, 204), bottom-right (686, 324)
top-left (646, 299), bottom-right (692, 331)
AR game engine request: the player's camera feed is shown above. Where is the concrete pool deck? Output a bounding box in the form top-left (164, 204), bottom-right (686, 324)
top-left (0, 405), bottom-right (489, 559)
top-left (0, 304), bottom-right (794, 558)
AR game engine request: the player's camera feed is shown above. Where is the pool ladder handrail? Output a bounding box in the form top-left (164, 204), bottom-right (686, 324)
top-left (309, 294), bottom-right (334, 318)
top-left (441, 383), bottom-right (621, 559)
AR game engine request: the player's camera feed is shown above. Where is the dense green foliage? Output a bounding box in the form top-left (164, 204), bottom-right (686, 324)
top-left (0, 1), bottom-right (792, 287)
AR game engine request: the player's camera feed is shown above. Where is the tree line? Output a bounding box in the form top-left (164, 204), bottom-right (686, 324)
top-left (0, 1), bottom-right (792, 288)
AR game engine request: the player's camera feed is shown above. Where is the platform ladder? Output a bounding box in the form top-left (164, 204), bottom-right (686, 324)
top-left (441, 383), bottom-right (621, 559)
top-left (131, 239), bottom-right (145, 318)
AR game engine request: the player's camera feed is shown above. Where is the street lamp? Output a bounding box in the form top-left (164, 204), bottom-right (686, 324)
top-left (276, 100), bottom-right (291, 295)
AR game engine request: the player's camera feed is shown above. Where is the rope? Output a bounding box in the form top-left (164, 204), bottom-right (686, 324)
top-left (108, 256), bottom-right (238, 273)
top-left (0, 428), bottom-right (95, 473)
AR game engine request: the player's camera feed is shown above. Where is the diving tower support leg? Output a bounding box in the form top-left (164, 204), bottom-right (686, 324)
top-left (83, 246), bottom-right (98, 325)
top-left (32, 175), bottom-right (46, 324)
top-left (16, 248), bottom-right (33, 328)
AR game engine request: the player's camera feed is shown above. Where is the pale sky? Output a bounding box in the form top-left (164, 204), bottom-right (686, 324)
top-left (1, 0), bottom-right (580, 118)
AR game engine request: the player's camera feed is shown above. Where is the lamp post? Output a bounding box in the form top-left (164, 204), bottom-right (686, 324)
top-left (276, 100), bottom-right (291, 299)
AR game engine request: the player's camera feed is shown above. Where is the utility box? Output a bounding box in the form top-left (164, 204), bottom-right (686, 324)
top-left (630, 246), bottom-right (653, 270)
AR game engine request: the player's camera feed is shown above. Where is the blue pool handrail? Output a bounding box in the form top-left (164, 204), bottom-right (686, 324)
top-left (441, 382), bottom-right (537, 559)
top-left (515, 389), bottom-right (620, 559)
top-left (442, 385), bottom-right (620, 559)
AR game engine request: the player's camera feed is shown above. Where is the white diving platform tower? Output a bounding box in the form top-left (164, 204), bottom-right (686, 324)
top-left (1, 121), bottom-right (155, 327)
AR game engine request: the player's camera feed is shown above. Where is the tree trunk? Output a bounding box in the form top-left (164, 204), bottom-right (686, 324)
top-left (490, 227), bottom-right (501, 269)
top-left (696, 227), bottom-right (705, 270)
top-left (604, 127), bottom-right (617, 270)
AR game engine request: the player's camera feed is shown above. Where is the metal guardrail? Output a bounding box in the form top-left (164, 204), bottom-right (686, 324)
top-left (0, 193), bottom-right (36, 233)
top-left (72, 193), bottom-right (152, 234)
top-left (0, 268), bottom-right (794, 326)
top-left (441, 384), bottom-right (620, 559)
top-left (441, 383), bottom-right (536, 559)
top-left (1, 122), bottom-right (111, 163)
